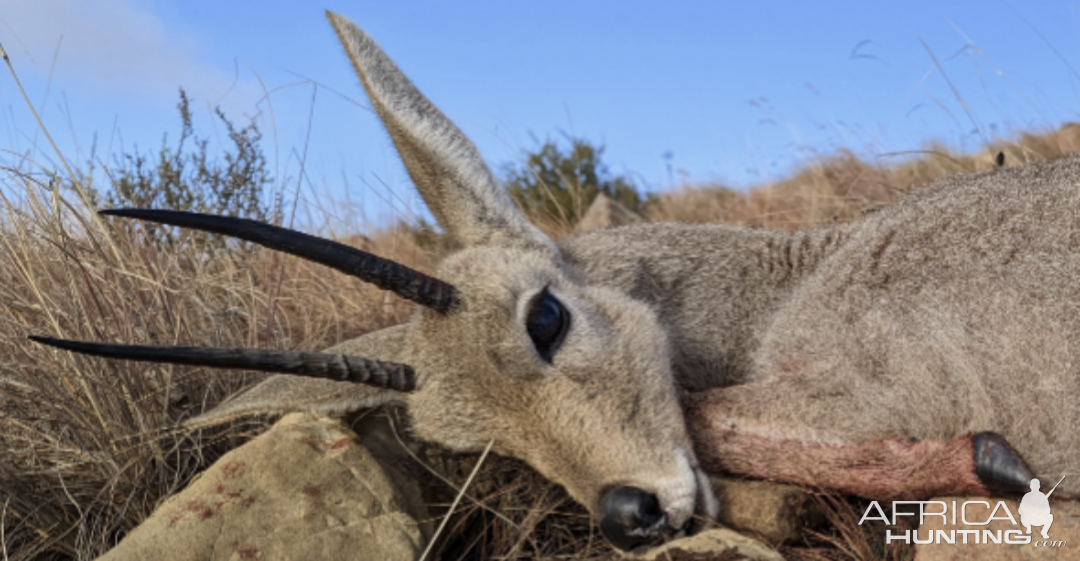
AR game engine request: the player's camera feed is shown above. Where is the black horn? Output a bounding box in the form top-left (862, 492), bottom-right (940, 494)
top-left (29, 336), bottom-right (417, 392)
top-left (101, 208), bottom-right (460, 314)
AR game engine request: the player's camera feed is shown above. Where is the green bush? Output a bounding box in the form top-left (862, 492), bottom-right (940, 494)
top-left (502, 135), bottom-right (643, 226)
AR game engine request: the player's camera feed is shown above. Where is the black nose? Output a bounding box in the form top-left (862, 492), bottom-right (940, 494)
top-left (599, 486), bottom-right (668, 551)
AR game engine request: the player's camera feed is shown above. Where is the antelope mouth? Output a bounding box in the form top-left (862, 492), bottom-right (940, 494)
top-left (598, 486), bottom-right (712, 553)
top-left (598, 449), bottom-right (719, 552)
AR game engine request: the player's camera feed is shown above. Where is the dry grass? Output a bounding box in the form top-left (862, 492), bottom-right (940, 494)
top-left (782, 494), bottom-right (914, 561)
top-left (648, 123), bottom-right (1080, 230)
top-left (3, 121), bottom-right (1079, 559)
top-left (422, 456), bottom-right (602, 560)
top-left (0, 164), bottom-right (427, 559)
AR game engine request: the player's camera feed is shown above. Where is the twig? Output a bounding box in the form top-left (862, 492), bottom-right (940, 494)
top-left (385, 413), bottom-right (518, 528)
top-left (1, 495), bottom-right (9, 561)
top-left (419, 439), bottom-right (494, 561)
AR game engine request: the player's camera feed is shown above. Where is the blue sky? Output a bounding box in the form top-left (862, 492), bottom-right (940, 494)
top-left (2, 1), bottom-right (1079, 226)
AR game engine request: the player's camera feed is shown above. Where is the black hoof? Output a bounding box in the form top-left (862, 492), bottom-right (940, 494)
top-left (973, 432), bottom-right (1035, 496)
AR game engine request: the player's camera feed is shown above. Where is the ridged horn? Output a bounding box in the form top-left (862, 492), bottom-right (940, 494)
top-left (101, 208), bottom-right (461, 314)
top-left (29, 336), bottom-right (417, 392)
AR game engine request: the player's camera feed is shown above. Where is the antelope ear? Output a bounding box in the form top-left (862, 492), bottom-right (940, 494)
top-left (184, 325), bottom-right (412, 429)
top-left (326, 11), bottom-right (555, 253)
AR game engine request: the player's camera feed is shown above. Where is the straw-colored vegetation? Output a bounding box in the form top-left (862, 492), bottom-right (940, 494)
top-left (0, 171), bottom-right (427, 560)
top-left (648, 124), bottom-right (1080, 230)
top-left (2, 70), bottom-right (1079, 559)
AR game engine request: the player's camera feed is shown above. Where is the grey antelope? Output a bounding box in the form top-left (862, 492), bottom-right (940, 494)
top-left (30, 11), bottom-right (1080, 554)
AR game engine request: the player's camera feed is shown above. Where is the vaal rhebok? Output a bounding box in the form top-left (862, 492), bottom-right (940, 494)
top-left (31, 11), bottom-right (1078, 554)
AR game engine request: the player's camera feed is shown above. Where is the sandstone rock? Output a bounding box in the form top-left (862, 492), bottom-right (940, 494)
top-left (710, 477), bottom-right (823, 545)
top-left (573, 193), bottom-right (643, 235)
top-left (99, 413), bottom-right (430, 561)
top-left (913, 496), bottom-right (1079, 560)
top-left (639, 528), bottom-right (784, 561)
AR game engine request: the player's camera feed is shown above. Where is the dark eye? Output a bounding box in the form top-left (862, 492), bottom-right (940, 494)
top-left (526, 288), bottom-right (570, 363)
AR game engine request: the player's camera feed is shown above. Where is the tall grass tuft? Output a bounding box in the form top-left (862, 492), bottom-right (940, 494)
top-left (0, 160), bottom-right (430, 558)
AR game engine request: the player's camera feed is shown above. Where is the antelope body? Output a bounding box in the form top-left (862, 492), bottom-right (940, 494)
top-left (32, 12), bottom-right (1080, 553)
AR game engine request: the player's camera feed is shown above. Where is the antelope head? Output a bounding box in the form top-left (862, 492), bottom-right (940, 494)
top-left (30, 12), bottom-right (718, 552)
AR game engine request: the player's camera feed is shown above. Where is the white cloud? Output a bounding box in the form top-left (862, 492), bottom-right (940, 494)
top-left (0, 0), bottom-right (253, 105)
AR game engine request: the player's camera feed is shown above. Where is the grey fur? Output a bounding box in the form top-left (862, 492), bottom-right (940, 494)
top-left (567, 163), bottom-right (1080, 498)
top-left (189, 10), bottom-right (1080, 540)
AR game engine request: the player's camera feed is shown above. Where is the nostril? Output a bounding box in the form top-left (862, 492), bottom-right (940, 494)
top-left (599, 486), bottom-right (668, 551)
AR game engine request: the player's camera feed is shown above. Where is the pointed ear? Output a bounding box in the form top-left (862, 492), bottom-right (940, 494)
top-left (326, 11), bottom-right (555, 253)
top-left (185, 325), bottom-right (412, 428)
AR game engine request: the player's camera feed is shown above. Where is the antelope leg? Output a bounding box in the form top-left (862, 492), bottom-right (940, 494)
top-left (685, 390), bottom-right (1034, 500)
